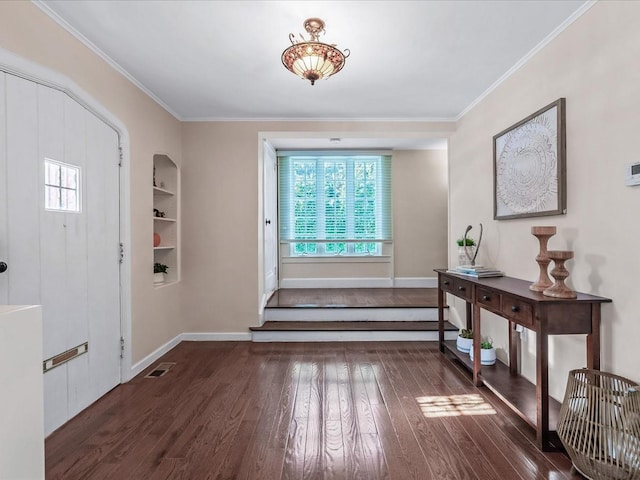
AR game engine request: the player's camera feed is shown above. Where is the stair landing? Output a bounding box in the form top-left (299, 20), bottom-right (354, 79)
top-left (252, 288), bottom-right (457, 342)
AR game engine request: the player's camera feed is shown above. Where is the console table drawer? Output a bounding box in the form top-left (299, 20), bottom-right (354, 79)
top-left (439, 275), bottom-right (473, 301)
top-left (476, 287), bottom-right (501, 312)
top-left (440, 276), bottom-right (454, 293)
top-left (502, 296), bottom-right (533, 327)
top-left (453, 278), bottom-right (473, 301)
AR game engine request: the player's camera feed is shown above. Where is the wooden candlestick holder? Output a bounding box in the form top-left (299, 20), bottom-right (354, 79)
top-left (543, 250), bottom-right (577, 299)
top-left (530, 226), bottom-right (556, 292)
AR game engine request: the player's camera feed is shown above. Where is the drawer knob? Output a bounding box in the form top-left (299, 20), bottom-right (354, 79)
top-left (511, 305), bottom-right (520, 313)
top-left (458, 286), bottom-right (465, 291)
top-left (482, 295), bottom-right (490, 301)
top-left (443, 281), bottom-right (450, 285)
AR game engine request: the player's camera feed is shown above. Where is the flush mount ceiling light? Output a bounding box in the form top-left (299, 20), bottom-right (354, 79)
top-left (281, 17), bottom-right (350, 86)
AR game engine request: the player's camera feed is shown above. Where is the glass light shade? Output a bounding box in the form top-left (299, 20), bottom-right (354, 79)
top-left (281, 18), bottom-right (349, 85)
top-left (282, 42), bottom-right (345, 85)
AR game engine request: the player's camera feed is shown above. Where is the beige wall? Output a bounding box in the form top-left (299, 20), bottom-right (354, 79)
top-left (449, 1), bottom-right (640, 399)
top-left (181, 122), bottom-right (454, 332)
top-left (0, 2), bottom-right (184, 364)
top-left (393, 149), bottom-right (448, 278)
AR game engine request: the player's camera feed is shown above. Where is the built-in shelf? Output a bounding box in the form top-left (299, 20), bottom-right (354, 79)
top-left (153, 154), bottom-right (179, 286)
top-left (153, 281), bottom-right (178, 289)
top-left (153, 186), bottom-right (174, 196)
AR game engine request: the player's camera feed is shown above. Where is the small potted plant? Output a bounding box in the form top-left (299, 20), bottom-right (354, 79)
top-left (456, 329), bottom-right (473, 353)
top-left (469, 338), bottom-right (496, 366)
top-left (457, 236), bottom-right (476, 266)
top-left (154, 262), bottom-right (168, 285)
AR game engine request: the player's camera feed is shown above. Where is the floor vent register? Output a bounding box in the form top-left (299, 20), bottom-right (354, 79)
top-left (145, 362), bottom-right (176, 378)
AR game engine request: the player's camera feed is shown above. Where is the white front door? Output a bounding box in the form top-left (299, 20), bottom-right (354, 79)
top-left (263, 140), bottom-right (278, 296)
top-left (0, 72), bottom-right (121, 436)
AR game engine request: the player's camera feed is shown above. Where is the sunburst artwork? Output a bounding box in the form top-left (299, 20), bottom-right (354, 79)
top-left (493, 98), bottom-right (566, 220)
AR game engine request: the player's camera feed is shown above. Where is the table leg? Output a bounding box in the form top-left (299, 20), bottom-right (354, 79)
top-left (536, 326), bottom-right (550, 450)
top-left (438, 284), bottom-right (445, 353)
top-left (586, 305), bottom-right (601, 370)
top-left (472, 303), bottom-right (482, 387)
top-left (509, 322), bottom-right (518, 375)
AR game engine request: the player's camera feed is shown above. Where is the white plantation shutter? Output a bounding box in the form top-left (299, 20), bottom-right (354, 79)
top-left (278, 151), bottom-right (392, 255)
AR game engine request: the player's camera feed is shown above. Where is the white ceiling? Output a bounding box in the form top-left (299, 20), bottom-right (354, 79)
top-left (35, 0), bottom-right (591, 149)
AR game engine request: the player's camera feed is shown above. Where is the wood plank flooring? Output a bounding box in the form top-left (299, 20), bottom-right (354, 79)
top-left (265, 288), bottom-right (439, 309)
top-left (45, 341), bottom-right (579, 480)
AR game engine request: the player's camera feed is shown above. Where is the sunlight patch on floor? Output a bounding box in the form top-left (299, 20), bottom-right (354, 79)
top-left (416, 394), bottom-right (497, 418)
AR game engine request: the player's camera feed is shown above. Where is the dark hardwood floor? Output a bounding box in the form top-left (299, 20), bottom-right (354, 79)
top-left (265, 288), bottom-right (439, 309)
top-left (45, 341), bottom-right (579, 480)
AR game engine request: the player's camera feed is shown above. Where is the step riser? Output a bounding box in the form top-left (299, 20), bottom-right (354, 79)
top-left (252, 330), bottom-right (457, 343)
top-left (264, 307), bottom-right (445, 322)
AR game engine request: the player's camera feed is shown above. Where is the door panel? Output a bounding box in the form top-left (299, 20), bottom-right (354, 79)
top-left (0, 74), bottom-right (7, 304)
top-left (264, 141), bottom-right (278, 296)
top-left (39, 85), bottom-right (68, 361)
top-left (43, 363), bottom-right (68, 436)
top-left (1, 72), bottom-right (121, 435)
top-left (85, 110), bottom-right (121, 399)
top-left (61, 96), bottom-right (89, 352)
top-left (6, 74), bottom-right (40, 305)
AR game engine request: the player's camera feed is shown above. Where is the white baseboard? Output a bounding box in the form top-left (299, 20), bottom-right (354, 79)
top-left (181, 332), bottom-right (252, 341)
top-left (252, 329), bottom-right (458, 343)
top-left (393, 277), bottom-right (438, 288)
top-left (129, 332), bottom-right (251, 378)
top-left (446, 303), bottom-right (464, 330)
top-left (130, 334), bottom-right (182, 379)
top-left (279, 277), bottom-right (393, 289)
top-left (278, 277), bottom-right (438, 289)
top-left (265, 307), bottom-right (443, 322)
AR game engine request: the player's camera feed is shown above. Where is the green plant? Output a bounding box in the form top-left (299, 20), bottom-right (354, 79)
top-left (459, 329), bottom-right (473, 339)
top-left (154, 262), bottom-right (168, 274)
top-left (456, 237), bottom-right (476, 247)
top-left (480, 339), bottom-right (494, 349)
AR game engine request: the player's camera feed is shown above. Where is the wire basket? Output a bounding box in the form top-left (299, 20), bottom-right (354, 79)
top-left (557, 369), bottom-right (640, 480)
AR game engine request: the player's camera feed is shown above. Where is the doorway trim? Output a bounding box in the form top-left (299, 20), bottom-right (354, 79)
top-left (0, 47), bottom-right (132, 381)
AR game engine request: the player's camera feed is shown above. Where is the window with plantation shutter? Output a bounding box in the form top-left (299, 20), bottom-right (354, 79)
top-left (279, 152), bottom-right (392, 256)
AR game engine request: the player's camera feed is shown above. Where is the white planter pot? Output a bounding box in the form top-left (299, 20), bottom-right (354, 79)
top-left (456, 335), bottom-right (473, 353)
top-left (153, 272), bottom-right (166, 285)
top-left (469, 346), bottom-right (496, 366)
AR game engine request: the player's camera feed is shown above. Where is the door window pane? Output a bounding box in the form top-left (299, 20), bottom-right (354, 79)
top-left (44, 159), bottom-right (81, 212)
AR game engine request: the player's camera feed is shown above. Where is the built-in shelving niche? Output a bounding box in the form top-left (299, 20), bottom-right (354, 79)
top-left (153, 154), bottom-right (180, 286)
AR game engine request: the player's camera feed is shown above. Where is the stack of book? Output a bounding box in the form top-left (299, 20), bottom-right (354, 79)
top-left (447, 265), bottom-right (505, 278)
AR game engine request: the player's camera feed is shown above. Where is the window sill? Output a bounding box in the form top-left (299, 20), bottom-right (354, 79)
top-left (281, 255), bottom-right (391, 264)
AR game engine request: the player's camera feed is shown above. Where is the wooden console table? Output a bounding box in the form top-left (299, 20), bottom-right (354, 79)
top-left (435, 269), bottom-right (611, 450)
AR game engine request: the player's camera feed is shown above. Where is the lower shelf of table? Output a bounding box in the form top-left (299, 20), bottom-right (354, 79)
top-left (442, 340), bottom-right (561, 432)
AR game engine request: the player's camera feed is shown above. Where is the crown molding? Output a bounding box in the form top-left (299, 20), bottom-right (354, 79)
top-left (32, 0), bottom-right (183, 121)
top-left (455, 0), bottom-right (598, 121)
top-left (32, 0), bottom-right (597, 124)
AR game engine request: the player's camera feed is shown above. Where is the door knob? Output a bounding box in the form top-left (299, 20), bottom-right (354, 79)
top-left (0, 261), bottom-right (7, 273)
top-left (265, 219), bottom-right (271, 225)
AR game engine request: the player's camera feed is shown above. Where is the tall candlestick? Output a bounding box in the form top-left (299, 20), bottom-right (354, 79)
top-left (530, 226), bottom-right (556, 292)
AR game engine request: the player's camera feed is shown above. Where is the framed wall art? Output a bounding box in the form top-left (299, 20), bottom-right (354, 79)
top-left (493, 98), bottom-right (566, 220)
